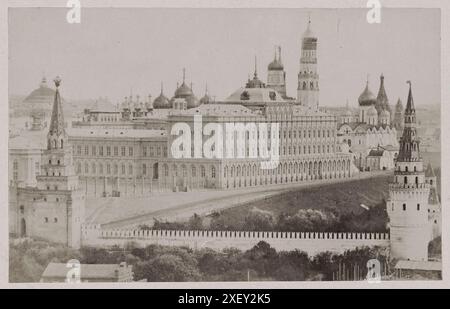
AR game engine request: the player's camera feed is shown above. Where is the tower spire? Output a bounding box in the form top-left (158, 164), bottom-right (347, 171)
top-left (160, 81), bottom-right (164, 95)
top-left (278, 46), bottom-right (282, 63)
top-left (405, 80), bottom-right (415, 112)
top-left (254, 55), bottom-right (258, 78)
top-left (48, 76), bottom-right (65, 139)
top-left (182, 68), bottom-right (186, 84)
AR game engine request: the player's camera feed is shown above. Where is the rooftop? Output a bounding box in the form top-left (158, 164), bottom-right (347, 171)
top-left (41, 262), bottom-right (131, 280)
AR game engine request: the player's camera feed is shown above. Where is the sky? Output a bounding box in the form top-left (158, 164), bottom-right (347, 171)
top-left (9, 8), bottom-right (441, 107)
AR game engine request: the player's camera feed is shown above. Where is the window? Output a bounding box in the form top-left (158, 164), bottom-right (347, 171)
top-left (128, 164), bottom-right (133, 175)
top-left (106, 164), bottom-right (111, 174)
top-left (114, 164), bottom-right (118, 175)
top-left (106, 146), bottom-right (111, 156)
top-left (403, 203), bottom-right (406, 211)
top-left (211, 166), bottom-right (216, 178)
top-left (77, 162), bottom-right (81, 173)
top-left (142, 164), bottom-right (147, 175)
top-left (164, 164), bottom-right (168, 177)
top-left (417, 204), bottom-right (420, 211)
top-left (143, 147), bottom-right (147, 157)
top-left (404, 176), bottom-right (407, 184)
top-left (44, 217), bottom-right (49, 223)
top-left (157, 147), bottom-right (161, 156)
top-left (85, 146), bottom-right (89, 155)
top-left (92, 145), bottom-right (96, 156)
top-left (121, 164), bottom-right (125, 175)
top-left (99, 164), bottom-right (103, 174)
top-left (150, 147), bottom-right (155, 157)
top-left (129, 147), bottom-right (133, 156)
top-left (201, 166), bottom-right (206, 178)
top-left (54, 218), bottom-right (58, 223)
top-left (192, 166), bottom-right (196, 177)
top-left (19, 205), bottom-right (24, 214)
top-left (84, 163), bottom-right (89, 173)
top-left (114, 146), bottom-right (118, 156)
top-left (92, 163), bottom-right (96, 174)
top-left (99, 146), bottom-right (104, 156)
top-left (121, 146), bottom-right (126, 156)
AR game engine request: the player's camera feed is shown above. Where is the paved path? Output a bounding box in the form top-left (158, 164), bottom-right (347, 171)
top-left (89, 171), bottom-right (391, 229)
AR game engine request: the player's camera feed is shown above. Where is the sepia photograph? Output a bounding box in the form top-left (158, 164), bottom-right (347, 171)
top-left (5, 2), bottom-right (444, 286)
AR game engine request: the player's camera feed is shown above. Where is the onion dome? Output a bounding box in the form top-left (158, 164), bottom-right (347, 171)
top-left (268, 46), bottom-right (284, 71)
top-left (246, 56), bottom-right (265, 88)
top-left (199, 83), bottom-right (213, 104)
top-left (358, 80), bottom-right (376, 106)
top-left (153, 82), bottom-right (171, 109)
top-left (171, 69), bottom-right (200, 109)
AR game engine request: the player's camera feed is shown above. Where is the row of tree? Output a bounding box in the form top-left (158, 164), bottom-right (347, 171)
top-left (10, 238), bottom-right (389, 282)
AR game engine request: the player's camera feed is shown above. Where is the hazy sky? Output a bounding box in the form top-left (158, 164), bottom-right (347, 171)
top-left (9, 8), bottom-right (440, 107)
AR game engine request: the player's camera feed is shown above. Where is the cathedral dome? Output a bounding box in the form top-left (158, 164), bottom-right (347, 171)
top-left (153, 93), bottom-right (171, 109)
top-left (200, 93), bottom-right (212, 105)
top-left (358, 82), bottom-right (376, 106)
top-left (174, 82), bottom-right (194, 97)
top-left (23, 77), bottom-right (56, 105)
top-left (268, 59), bottom-right (284, 71)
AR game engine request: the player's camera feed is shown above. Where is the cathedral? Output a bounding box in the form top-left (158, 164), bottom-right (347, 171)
top-left (337, 74), bottom-right (401, 171)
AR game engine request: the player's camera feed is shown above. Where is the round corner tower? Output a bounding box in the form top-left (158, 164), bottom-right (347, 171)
top-left (387, 81), bottom-right (430, 261)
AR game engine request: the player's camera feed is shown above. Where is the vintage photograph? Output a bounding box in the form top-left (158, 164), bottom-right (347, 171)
top-left (8, 6), bottom-right (441, 283)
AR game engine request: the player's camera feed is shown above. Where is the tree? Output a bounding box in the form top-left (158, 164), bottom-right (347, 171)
top-left (243, 208), bottom-right (275, 231)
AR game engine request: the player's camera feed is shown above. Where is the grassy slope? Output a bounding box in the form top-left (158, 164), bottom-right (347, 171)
top-left (209, 175), bottom-right (391, 223)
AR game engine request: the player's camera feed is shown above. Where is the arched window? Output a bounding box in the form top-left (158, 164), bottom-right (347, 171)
top-left (404, 176), bottom-right (407, 184)
top-left (211, 166), bottom-right (216, 178)
top-left (403, 203), bottom-right (406, 211)
top-left (201, 166), bottom-right (206, 178)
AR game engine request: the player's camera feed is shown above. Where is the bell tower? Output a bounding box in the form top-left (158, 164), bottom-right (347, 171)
top-left (297, 17), bottom-right (319, 110)
top-left (387, 81), bottom-right (430, 261)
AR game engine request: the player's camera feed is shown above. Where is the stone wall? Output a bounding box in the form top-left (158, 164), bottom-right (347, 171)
top-left (81, 224), bottom-right (389, 256)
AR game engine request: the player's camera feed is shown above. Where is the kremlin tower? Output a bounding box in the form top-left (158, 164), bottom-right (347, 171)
top-left (387, 81), bottom-right (430, 261)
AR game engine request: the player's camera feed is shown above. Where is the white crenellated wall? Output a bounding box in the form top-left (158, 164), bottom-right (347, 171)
top-left (81, 224), bottom-right (389, 256)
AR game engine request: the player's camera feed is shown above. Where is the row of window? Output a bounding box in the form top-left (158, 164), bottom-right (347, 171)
top-left (75, 145), bottom-right (134, 157)
top-left (44, 217), bottom-right (58, 223)
top-left (75, 144), bottom-right (167, 158)
top-left (77, 162), bottom-right (135, 176)
top-left (162, 165), bottom-right (212, 178)
top-left (391, 203), bottom-right (421, 211)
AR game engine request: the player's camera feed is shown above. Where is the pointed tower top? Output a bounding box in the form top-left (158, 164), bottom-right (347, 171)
top-left (160, 81), bottom-right (164, 94)
top-left (278, 46), bottom-right (282, 63)
top-left (182, 68), bottom-right (186, 84)
top-left (405, 80), bottom-right (415, 113)
top-left (425, 163), bottom-right (436, 177)
top-left (48, 76), bottom-right (65, 138)
top-left (254, 55), bottom-right (258, 78)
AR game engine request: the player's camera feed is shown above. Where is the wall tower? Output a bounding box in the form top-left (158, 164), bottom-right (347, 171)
top-left (387, 81), bottom-right (430, 261)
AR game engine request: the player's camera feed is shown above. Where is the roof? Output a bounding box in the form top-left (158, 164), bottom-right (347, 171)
top-left (224, 87), bottom-right (286, 105)
top-left (41, 262), bottom-right (126, 280)
top-left (368, 149), bottom-right (385, 157)
top-left (68, 128), bottom-right (166, 139)
top-left (429, 187), bottom-right (440, 205)
top-left (394, 260), bottom-right (441, 271)
top-left (171, 103), bottom-right (256, 117)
